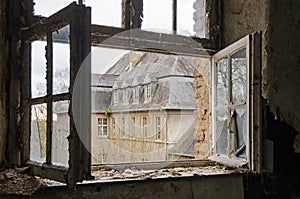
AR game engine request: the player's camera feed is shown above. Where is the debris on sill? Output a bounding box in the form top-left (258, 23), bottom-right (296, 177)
top-left (91, 164), bottom-right (240, 181)
top-left (0, 167), bottom-right (63, 195)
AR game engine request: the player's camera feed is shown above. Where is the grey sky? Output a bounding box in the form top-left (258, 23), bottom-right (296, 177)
top-left (32, 0), bottom-right (196, 95)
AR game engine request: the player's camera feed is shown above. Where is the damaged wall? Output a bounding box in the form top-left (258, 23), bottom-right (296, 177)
top-left (193, 58), bottom-right (210, 158)
top-left (0, 0), bottom-right (7, 165)
top-left (222, 0), bottom-right (267, 47)
top-left (264, 0), bottom-right (300, 136)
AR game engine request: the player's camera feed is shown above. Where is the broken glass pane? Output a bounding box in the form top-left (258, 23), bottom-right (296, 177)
top-left (31, 40), bottom-right (47, 98)
top-left (30, 104), bottom-right (47, 163)
top-left (216, 58), bottom-right (228, 106)
top-left (53, 26), bottom-right (70, 95)
top-left (231, 48), bottom-right (246, 104)
top-left (215, 109), bottom-right (228, 156)
top-left (52, 100), bottom-right (70, 167)
top-left (230, 107), bottom-right (247, 158)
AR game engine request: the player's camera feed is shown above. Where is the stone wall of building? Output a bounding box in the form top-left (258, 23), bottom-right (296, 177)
top-left (193, 58), bottom-right (210, 158)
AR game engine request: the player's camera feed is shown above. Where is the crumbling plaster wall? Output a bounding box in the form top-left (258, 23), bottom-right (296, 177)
top-left (0, 0), bottom-right (8, 165)
top-left (222, 0), bottom-right (267, 47)
top-left (194, 58), bottom-right (210, 158)
top-left (264, 0), bottom-right (300, 138)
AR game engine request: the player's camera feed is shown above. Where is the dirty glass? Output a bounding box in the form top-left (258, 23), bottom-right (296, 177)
top-left (229, 107), bottom-right (247, 158)
top-left (30, 104), bottom-right (47, 163)
top-left (53, 26), bottom-right (70, 95)
top-left (31, 40), bottom-right (47, 98)
top-left (231, 48), bottom-right (247, 105)
top-left (216, 58), bottom-right (228, 106)
top-left (215, 109), bottom-right (228, 156)
top-left (52, 100), bottom-right (70, 167)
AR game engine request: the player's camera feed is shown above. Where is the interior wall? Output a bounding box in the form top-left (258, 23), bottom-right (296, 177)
top-left (193, 58), bottom-right (210, 158)
top-left (221, 0), bottom-right (267, 47)
top-left (264, 0), bottom-right (300, 135)
top-left (0, 0), bottom-right (7, 165)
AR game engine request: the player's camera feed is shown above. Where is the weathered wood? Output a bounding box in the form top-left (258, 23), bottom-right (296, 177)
top-left (46, 33), bottom-right (53, 164)
top-left (91, 26), bottom-right (215, 57)
top-left (28, 161), bottom-right (67, 183)
top-left (92, 159), bottom-right (216, 171)
top-left (21, 2), bottom-right (77, 42)
top-left (249, 32), bottom-right (262, 173)
top-left (28, 94), bottom-right (70, 105)
top-left (20, 41), bottom-right (31, 163)
top-left (172, 0), bottom-right (177, 33)
top-left (68, 5), bottom-right (92, 186)
top-left (0, 0), bottom-right (8, 165)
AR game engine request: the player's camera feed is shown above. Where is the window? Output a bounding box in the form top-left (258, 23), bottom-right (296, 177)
top-left (133, 87), bottom-right (139, 103)
top-left (21, 3), bottom-right (91, 185)
top-left (144, 84), bottom-right (151, 102)
top-left (142, 117), bottom-right (148, 139)
top-left (98, 150), bottom-right (108, 163)
top-left (98, 118), bottom-right (108, 137)
top-left (211, 33), bottom-right (262, 171)
top-left (131, 117), bottom-right (136, 137)
top-left (122, 89), bottom-right (128, 104)
top-left (112, 118), bottom-right (116, 136)
top-left (114, 91), bottom-right (118, 104)
top-left (22, 1), bottom-right (262, 186)
top-left (156, 117), bottom-right (162, 140)
top-left (121, 117), bottom-right (126, 137)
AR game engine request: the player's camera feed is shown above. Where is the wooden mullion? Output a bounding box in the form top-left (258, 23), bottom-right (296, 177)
top-left (172, 0), bottom-right (177, 33)
top-left (46, 32), bottom-right (53, 164)
top-left (20, 41), bottom-right (31, 163)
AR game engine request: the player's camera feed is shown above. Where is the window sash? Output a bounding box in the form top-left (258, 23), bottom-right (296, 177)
top-left (98, 118), bottom-right (108, 136)
top-left (21, 3), bottom-right (92, 185)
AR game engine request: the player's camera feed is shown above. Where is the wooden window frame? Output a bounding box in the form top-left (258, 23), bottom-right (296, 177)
top-left (21, 3), bottom-right (92, 186)
top-left (210, 33), bottom-right (262, 172)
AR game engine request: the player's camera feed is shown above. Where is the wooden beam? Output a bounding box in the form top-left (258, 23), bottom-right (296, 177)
top-left (91, 25), bottom-right (215, 57)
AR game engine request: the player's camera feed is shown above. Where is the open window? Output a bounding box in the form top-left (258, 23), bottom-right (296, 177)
top-left (20, 1), bottom-right (262, 187)
top-left (21, 3), bottom-right (92, 186)
top-left (210, 33), bottom-right (262, 172)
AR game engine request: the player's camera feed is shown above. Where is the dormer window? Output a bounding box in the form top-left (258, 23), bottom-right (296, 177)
top-left (113, 90), bottom-right (118, 104)
top-left (133, 86), bottom-right (139, 103)
top-left (144, 84), bottom-right (151, 102)
top-left (122, 89), bottom-right (129, 104)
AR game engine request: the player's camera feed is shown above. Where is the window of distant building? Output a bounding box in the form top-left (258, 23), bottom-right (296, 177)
top-left (122, 89), bottom-right (129, 104)
top-left (112, 118), bottom-right (116, 136)
top-left (113, 91), bottom-right (118, 104)
top-left (133, 86), bottom-right (139, 103)
top-left (131, 117), bottom-right (136, 138)
top-left (98, 118), bottom-right (108, 137)
top-left (142, 117), bottom-right (148, 139)
top-left (156, 116), bottom-right (162, 140)
top-left (121, 117), bottom-right (126, 137)
top-left (98, 149), bottom-right (108, 163)
top-left (144, 84), bottom-right (151, 102)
